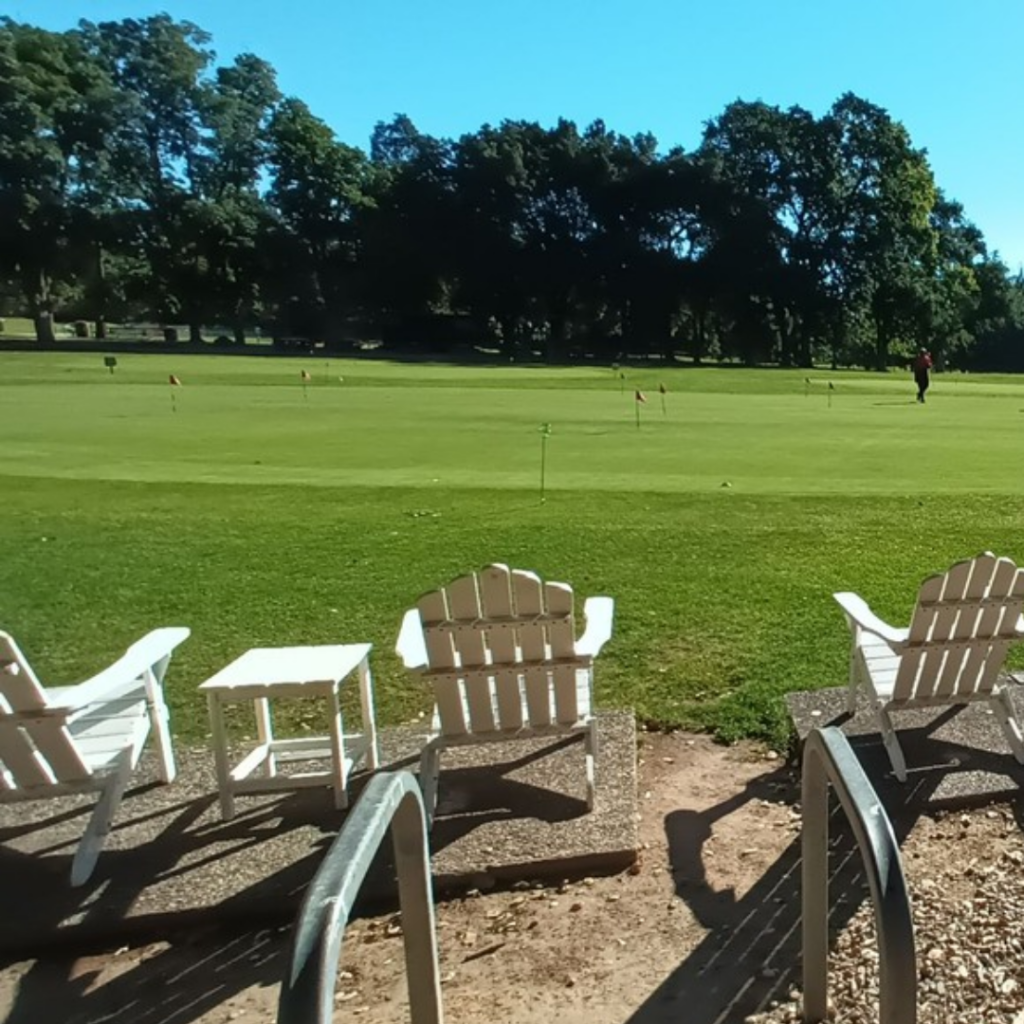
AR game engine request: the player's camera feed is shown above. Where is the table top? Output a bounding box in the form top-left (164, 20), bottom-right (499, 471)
top-left (199, 643), bottom-right (372, 692)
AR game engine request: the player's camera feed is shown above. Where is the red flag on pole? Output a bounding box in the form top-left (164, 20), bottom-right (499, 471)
top-left (169, 374), bottom-right (181, 386)
top-left (635, 390), bottom-right (647, 403)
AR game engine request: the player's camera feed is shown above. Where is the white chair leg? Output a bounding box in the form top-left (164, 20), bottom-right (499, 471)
top-left (71, 751), bottom-right (133, 887)
top-left (877, 706), bottom-right (908, 782)
top-left (992, 689), bottom-right (1024, 763)
top-left (419, 743), bottom-right (442, 828)
top-left (583, 724), bottom-right (597, 811)
top-left (144, 667), bottom-right (176, 783)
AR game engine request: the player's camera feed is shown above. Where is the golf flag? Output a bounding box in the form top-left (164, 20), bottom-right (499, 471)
top-left (168, 373), bottom-right (181, 414)
top-left (634, 389), bottom-right (646, 429)
top-left (659, 383), bottom-right (666, 395)
top-left (301, 370), bottom-right (311, 382)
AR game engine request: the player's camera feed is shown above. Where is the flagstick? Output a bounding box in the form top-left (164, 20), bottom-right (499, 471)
top-left (661, 392), bottom-right (666, 417)
top-left (620, 373), bottom-right (625, 395)
top-left (540, 434), bottom-right (547, 503)
top-left (170, 388), bottom-right (177, 414)
top-left (303, 380), bottom-right (308, 402)
top-left (539, 423), bottom-right (552, 504)
top-left (635, 399), bottom-right (641, 430)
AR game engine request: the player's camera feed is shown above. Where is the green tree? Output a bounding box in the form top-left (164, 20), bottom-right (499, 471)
top-left (0, 20), bottom-right (114, 342)
top-left (193, 54), bottom-right (280, 343)
top-left (79, 15), bottom-right (213, 336)
top-left (822, 94), bottom-right (938, 369)
top-left (266, 98), bottom-right (374, 341)
top-left (361, 115), bottom-right (456, 333)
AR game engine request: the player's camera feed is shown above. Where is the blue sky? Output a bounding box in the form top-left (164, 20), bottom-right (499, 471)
top-left (18, 0), bottom-right (1024, 271)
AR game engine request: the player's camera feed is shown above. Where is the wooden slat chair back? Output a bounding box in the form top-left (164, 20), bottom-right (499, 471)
top-left (835, 552), bottom-right (1024, 781)
top-left (896, 554), bottom-right (1024, 703)
top-left (0, 627), bottom-right (189, 885)
top-left (398, 564), bottom-right (615, 822)
top-left (417, 564), bottom-right (585, 736)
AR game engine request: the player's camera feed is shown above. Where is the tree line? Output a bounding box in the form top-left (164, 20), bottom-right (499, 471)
top-left (3, 13), bottom-right (1024, 370)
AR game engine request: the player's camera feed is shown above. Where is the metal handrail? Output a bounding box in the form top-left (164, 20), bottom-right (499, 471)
top-left (802, 726), bottom-right (916, 1024)
top-left (278, 770), bottom-right (444, 1024)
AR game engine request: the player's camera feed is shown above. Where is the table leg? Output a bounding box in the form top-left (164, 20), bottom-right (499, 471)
top-left (254, 696), bottom-right (276, 777)
top-left (357, 654), bottom-right (380, 770)
top-left (207, 692), bottom-right (235, 821)
top-left (328, 682), bottom-right (348, 810)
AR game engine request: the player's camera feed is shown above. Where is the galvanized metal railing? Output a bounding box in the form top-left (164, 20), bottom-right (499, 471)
top-left (802, 726), bottom-right (916, 1024)
top-left (278, 770), bottom-right (443, 1024)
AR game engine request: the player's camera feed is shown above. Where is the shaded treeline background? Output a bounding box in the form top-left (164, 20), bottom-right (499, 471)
top-left (3, 14), bottom-right (1023, 369)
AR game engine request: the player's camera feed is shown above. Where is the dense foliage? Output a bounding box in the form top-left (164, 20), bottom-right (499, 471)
top-left (2, 14), bottom-right (1023, 369)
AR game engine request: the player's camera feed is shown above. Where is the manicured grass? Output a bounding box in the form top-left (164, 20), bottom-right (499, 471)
top-left (3, 352), bottom-right (1024, 749)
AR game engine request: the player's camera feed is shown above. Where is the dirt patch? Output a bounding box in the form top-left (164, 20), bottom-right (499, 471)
top-left (3, 732), bottom-right (1020, 1024)
top-left (0, 732), bottom-right (796, 1024)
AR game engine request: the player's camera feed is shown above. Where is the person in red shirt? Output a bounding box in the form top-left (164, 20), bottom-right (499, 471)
top-left (913, 348), bottom-right (933, 403)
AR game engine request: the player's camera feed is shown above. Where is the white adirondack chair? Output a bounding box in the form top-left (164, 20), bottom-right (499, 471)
top-left (835, 552), bottom-right (1024, 781)
top-left (0, 627), bottom-right (190, 885)
top-left (396, 564), bottom-right (614, 821)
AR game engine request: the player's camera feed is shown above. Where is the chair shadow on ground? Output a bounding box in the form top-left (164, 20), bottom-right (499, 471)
top-left (0, 781), bottom-right (388, 1024)
top-left (624, 713), bottom-right (1024, 1024)
top-left (0, 735), bottom-right (594, 1024)
top-left (8, 713), bottom-right (1021, 1024)
top-left (430, 733), bottom-right (592, 825)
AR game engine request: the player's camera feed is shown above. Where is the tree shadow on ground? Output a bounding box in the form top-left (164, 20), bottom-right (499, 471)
top-left (625, 721), bottom-right (1024, 1024)
top-left (9, 717), bottom-right (1020, 1024)
top-left (1, 734), bottom-right (598, 1024)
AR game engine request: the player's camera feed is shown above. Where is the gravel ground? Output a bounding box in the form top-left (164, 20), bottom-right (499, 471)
top-left (747, 806), bottom-right (1024, 1024)
top-left (5, 735), bottom-right (1024, 1024)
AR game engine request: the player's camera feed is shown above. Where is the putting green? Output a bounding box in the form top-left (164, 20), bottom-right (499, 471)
top-left (3, 351), bottom-right (1024, 746)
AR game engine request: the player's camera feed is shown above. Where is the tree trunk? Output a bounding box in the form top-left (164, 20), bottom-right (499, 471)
top-left (94, 244), bottom-right (108, 339)
top-left (234, 323), bottom-right (246, 346)
top-left (693, 311), bottom-right (704, 366)
top-left (797, 321), bottom-right (812, 368)
top-left (29, 267), bottom-right (56, 344)
top-left (189, 321), bottom-right (203, 345)
top-left (34, 312), bottom-right (56, 345)
top-left (874, 320), bottom-right (889, 371)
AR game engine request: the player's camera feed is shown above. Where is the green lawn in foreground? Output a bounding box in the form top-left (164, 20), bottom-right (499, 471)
top-left (3, 351), bottom-right (1024, 749)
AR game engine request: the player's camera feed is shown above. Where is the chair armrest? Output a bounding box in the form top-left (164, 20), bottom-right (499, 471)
top-left (52, 627), bottom-right (191, 710)
top-left (396, 608), bottom-right (428, 670)
top-left (577, 597), bottom-right (615, 658)
top-left (833, 593), bottom-right (906, 646)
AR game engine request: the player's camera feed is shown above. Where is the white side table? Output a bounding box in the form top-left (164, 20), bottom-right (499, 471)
top-left (199, 644), bottom-right (379, 821)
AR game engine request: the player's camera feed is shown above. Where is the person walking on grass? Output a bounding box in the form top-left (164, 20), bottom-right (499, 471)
top-left (913, 347), bottom-right (933, 403)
